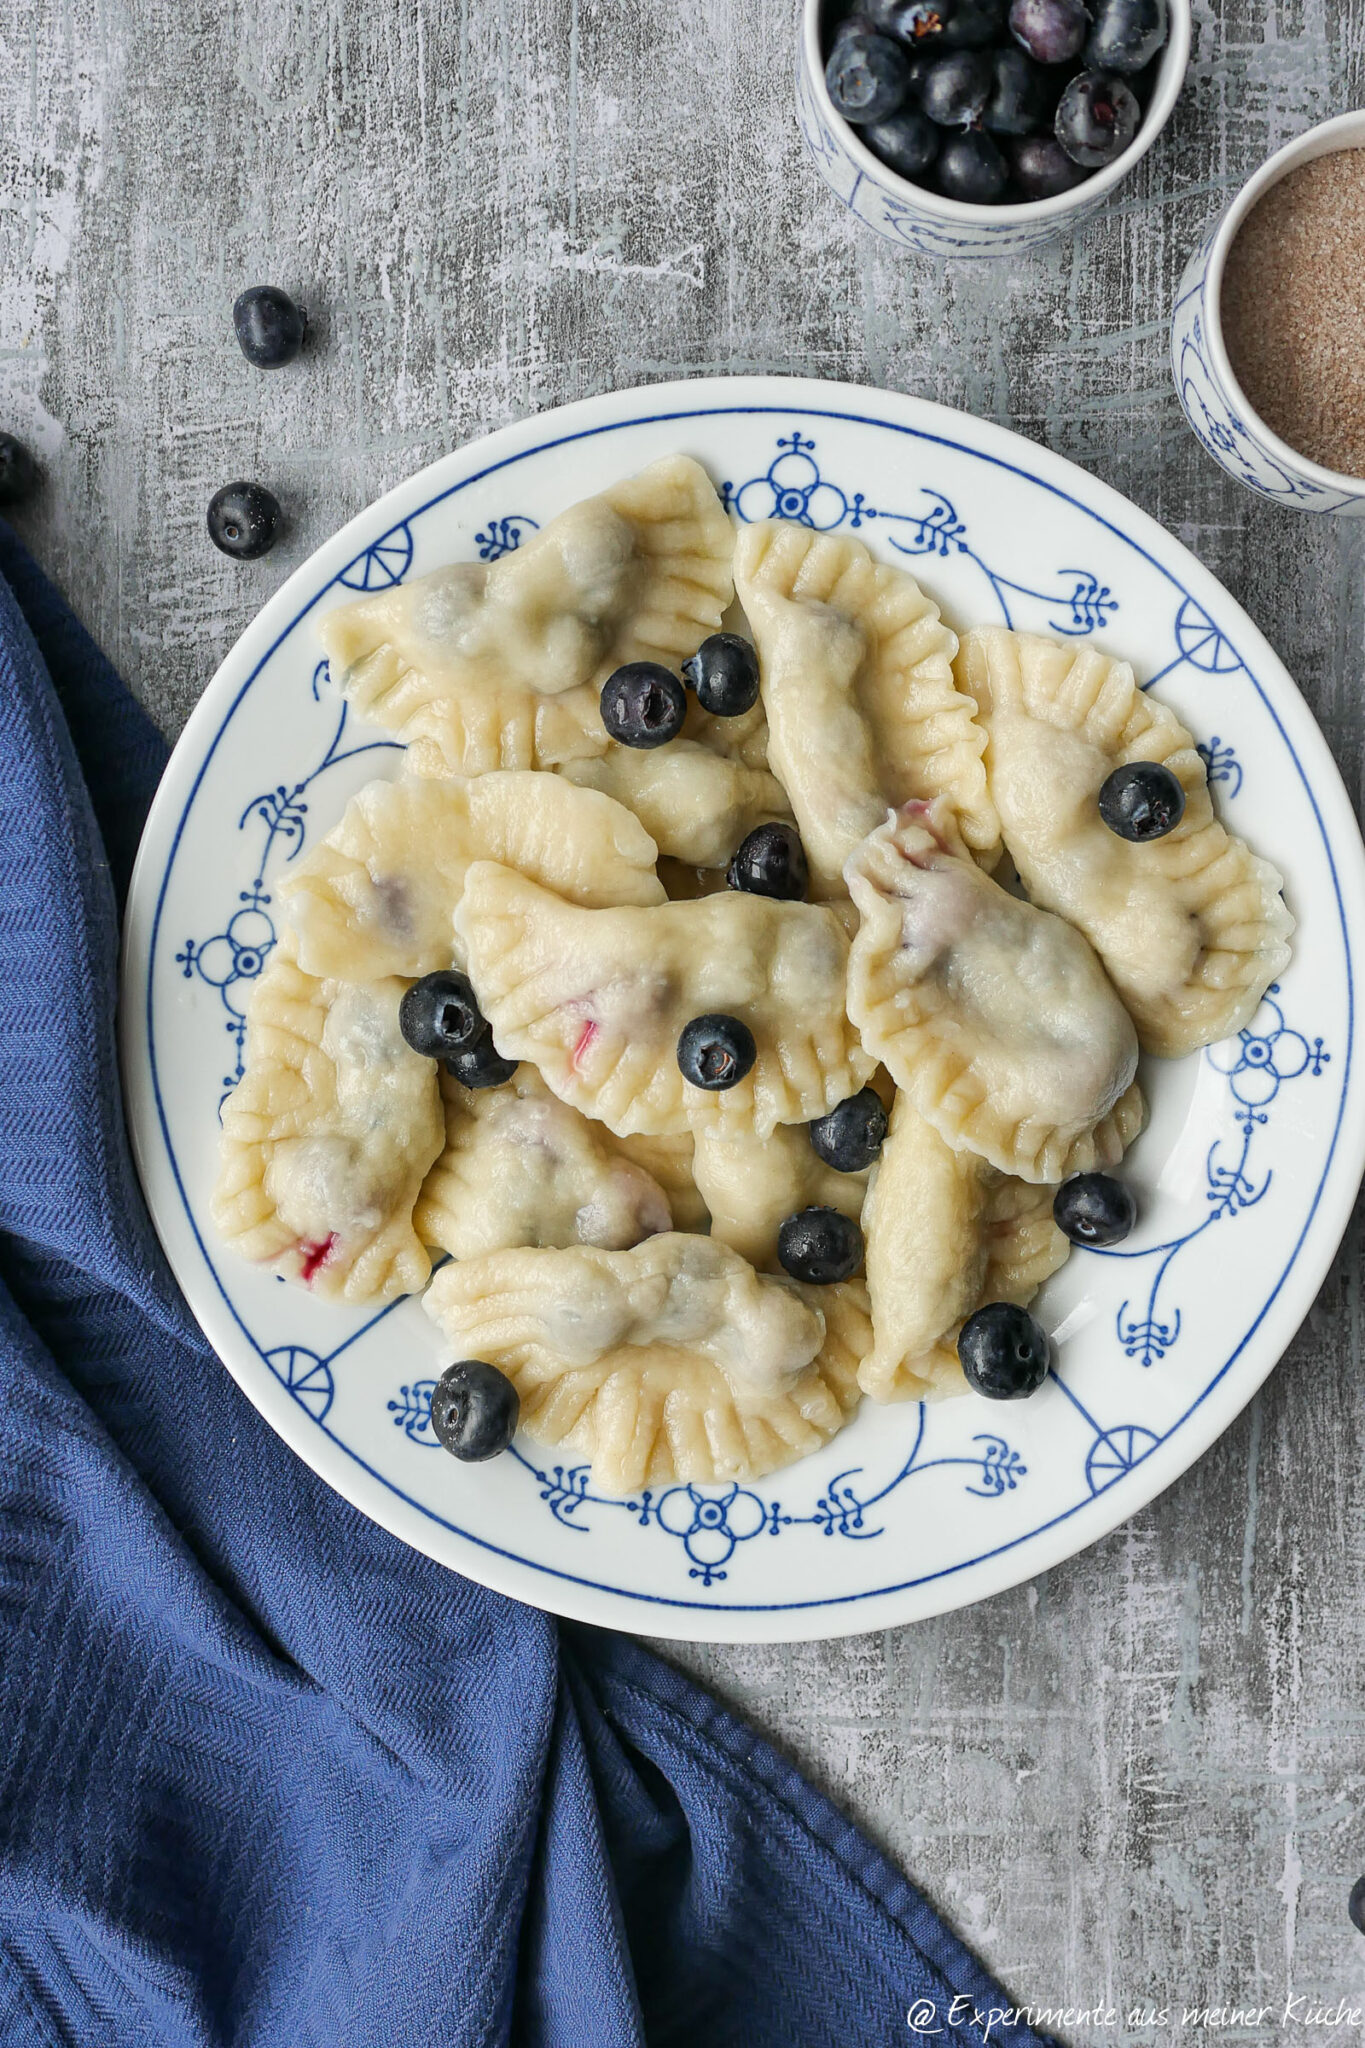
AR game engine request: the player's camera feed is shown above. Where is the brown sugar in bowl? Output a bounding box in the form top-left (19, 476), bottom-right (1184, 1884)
top-left (1171, 110), bottom-right (1365, 514)
top-left (1221, 150), bottom-right (1365, 482)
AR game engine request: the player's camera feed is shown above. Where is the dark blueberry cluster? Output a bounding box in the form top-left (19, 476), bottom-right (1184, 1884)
top-left (400, 968), bottom-right (519, 1089)
top-left (822, 0), bottom-right (1166, 206)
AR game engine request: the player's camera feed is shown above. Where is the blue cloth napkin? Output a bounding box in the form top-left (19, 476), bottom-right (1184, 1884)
top-left (0, 525), bottom-right (1057, 2048)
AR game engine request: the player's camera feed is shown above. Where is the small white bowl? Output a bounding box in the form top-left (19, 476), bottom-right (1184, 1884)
top-left (796, 0), bottom-right (1191, 258)
top-left (1171, 110), bottom-right (1365, 514)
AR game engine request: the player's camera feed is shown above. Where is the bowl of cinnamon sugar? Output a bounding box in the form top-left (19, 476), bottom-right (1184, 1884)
top-left (1171, 109), bottom-right (1365, 514)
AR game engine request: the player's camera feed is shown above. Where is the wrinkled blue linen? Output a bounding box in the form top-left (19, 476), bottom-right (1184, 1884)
top-left (0, 525), bottom-right (1057, 2048)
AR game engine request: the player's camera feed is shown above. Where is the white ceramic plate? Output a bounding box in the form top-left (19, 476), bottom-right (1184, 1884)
top-left (121, 376), bottom-right (1365, 1643)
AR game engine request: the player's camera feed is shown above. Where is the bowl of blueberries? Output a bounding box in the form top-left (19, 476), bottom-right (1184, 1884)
top-left (797, 0), bottom-right (1189, 256)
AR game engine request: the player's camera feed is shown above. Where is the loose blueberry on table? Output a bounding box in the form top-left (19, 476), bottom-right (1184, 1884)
top-left (600, 661), bottom-right (687, 747)
top-left (1349, 1876), bottom-right (1365, 1939)
top-left (232, 285), bottom-right (307, 369)
top-left (726, 821), bottom-right (809, 901)
top-left (1053, 1171), bottom-right (1137, 1246)
top-left (0, 432), bottom-right (39, 507)
top-left (1097, 760), bottom-right (1186, 840)
top-left (430, 1359), bottom-right (520, 1461)
top-left (821, 0), bottom-right (1168, 207)
top-left (777, 1206), bottom-right (864, 1285)
top-left (677, 1014), bottom-right (757, 1090)
top-left (682, 632), bottom-right (760, 717)
top-left (808, 1088), bottom-right (889, 1172)
top-left (958, 1301), bottom-right (1051, 1398)
top-left (207, 480), bottom-right (282, 560)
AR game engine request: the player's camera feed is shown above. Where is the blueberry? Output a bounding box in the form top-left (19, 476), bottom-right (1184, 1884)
top-left (682, 632), bottom-right (760, 717)
top-left (677, 1014), bottom-right (756, 1091)
top-left (920, 48), bottom-right (992, 125)
top-left (1084, 0), bottom-right (1167, 71)
top-left (983, 46), bottom-right (1049, 133)
top-left (1009, 0), bottom-right (1090, 63)
top-left (726, 821), bottom-right (809, 902)
top-left (940, 0), bottom-right (1007, 46)
top-left (1008, 133), bottom-right (1092, 195)
top-left (0, 433), bottom-right (39, 507)
top-left (232, 285), bottom-right (307, 369)
top-left (958, 1302), bottom-right (1051, 1399)
top-left (864, 106), bottom-right (941, 177)
top-left (399, 970), bottom-right (487, 1058)
top-left (864, 0), bottom-right (952, 41)
top-left (430, 1359), bottom-right (520, 1461)
top-left (1350, 1876), bottom-right (1365, 1938)
top-left (1053, 1172), bottom-right (1137, 1247)
top-left (444, 1035), bottom-right (519, 1091)
top-left (902, 47), bottom-right (940, 99)
top-left (825, 25), bottom-right (913, 123)
top-left (600, 662), bottom-right (687, 748)
top-left (1055, 69), bottom-right (1140, 166)
top-left (207, 481), bottom-right (281, 560)
top-left (809, 1088), bottom-right (889, 1172)
top-left (777, 1207), bottom-right (864, 1285)
top-left (1097, 760), bottom-right (1185, 840)
top-left (935, 128), bottom-right (1009, 202)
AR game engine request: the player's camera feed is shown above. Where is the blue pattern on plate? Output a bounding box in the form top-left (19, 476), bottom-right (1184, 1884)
top-left (144, 399), bottom-right (1351, 1615)
top-left (721, 434), bottom-right (1119, 635)
top-left (381, 1409), bottom-right (1029, 1588)
top-left (175, 660), bottom-right (400, 1105)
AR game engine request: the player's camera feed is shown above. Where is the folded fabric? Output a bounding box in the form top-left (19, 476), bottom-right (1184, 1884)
top-left (0, 523), bottom-right (1055, 2048)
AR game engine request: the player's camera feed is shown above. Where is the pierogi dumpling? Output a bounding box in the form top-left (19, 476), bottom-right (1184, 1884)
top-left (556, 741), bottom-right (791, 868)
top-left (691, 1121), bottom-right (868, 1272)
top-left (280, 769), bottom-right (664, 982)
top-left (213, 943), bottom-right (444, 1304)
top-left (957, 626), bottom-right (1295, 1057)
top-left (423, 1232), bottom-right (871, 1493)
top-left (319, 456), bottom-right (733, 777)
top-left (734, 520), bottom-right (999, 886)
top-left (859, 1095), bottom-right (1067, 1402)
top-left (609, 1129), bottom-right (710, 1232)
top-left (414, 1064), bottom-right (672, 1260)
top-left (845, 799), bottom-right (1144, 1183)
top-left (454, 863), bottom-right (875, 1140)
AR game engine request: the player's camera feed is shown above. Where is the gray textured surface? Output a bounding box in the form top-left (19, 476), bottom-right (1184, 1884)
top-left (7, 0), bottom-right (1365, 2035)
